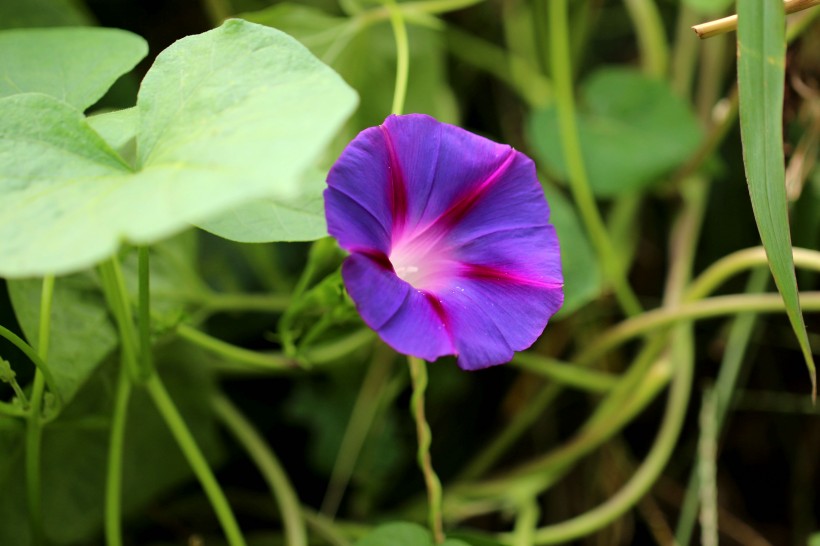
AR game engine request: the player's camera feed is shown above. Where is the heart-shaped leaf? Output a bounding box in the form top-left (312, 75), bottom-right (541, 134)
top-left (0, 27), bottom-right (147, 110)
top-left (0, 19), bottom-right (358, 278)
top-left (529, 68), bottom-right (703, 197)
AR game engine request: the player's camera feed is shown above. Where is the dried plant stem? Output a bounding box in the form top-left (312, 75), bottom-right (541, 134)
top-left (408, 356), bottom-right (445, 544)
top-left (692, 0), bottom-right (820, 39)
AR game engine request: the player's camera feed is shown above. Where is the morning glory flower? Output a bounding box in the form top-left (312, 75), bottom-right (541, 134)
top-left (324, 114), bottom-right (564, 370)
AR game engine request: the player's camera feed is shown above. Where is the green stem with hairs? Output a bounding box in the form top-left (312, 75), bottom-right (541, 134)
top-left (212, 394), bottom-right (307, 546)
top-left (548, 0), bottom-right (642, 317)
top-left (408, 356), bottom-right (445, 543)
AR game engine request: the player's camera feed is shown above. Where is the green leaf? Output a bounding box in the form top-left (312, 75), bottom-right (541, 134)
top-left (6, 274), bottom-right (117, 404)
top-left (0, 0), bottom-right (91, 29)
top-left (241, 3), bottom-right (458, 141)
top-left (544, 185), bottom-right (602, 315)
top-left (529, 68), bottom-right (703, 197)
top-left (355, 522), bottom-right (434, 546)
top-left (198, 167), bottom-right (328, 242)
top-left (0, 19), bottom-right (357, 278)
top-left (86, 107), bottom-right (138, 166)
top-left (737, 0), bottom-right (816, 397)
top-left (0, 354), bottom-right (224, 545)
top-left (0, 27), bottom-right (148, 110)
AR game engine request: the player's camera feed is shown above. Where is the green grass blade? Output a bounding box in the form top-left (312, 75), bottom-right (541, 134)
top-left (737, 0), bottom-right (816, 398)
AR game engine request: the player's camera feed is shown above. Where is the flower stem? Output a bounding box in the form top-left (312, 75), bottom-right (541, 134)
top-left (576, 291), bottom-right (820, 366)
top-left (408, 356), bottom-right (445, 543)
top-left (176, 323), bottom-right (295, 372)
top-left (25, 275), bottom-right (54, 546)
top-left (0, 326), bottom-right (59, 405)
top-left (674, 268), bottom-right (769, 545)
top-left (518, 326), bottom-right (694, 545)
top-left (623, 0), bottom-right (669, 78)
top-left (145, 373), bottom-right (247, 546)
top-left (138, 247), bottom-right (154, 378)
top-left (512, 353), bottom-right (618, 393)
top-left (547, 0), bottom-right (643, 317)
top-left (321, 343), bottom-right (392, 517)
top-left (686, 246), bottom-right (820, 302)
top-left (385, 0), bottom-right (410, 116)
top-left (211, 394), bottom-right (308, 546)
top-left (105, 361), bottom-right (131, 546)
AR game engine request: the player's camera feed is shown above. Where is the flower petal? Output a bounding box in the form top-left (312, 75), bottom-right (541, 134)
top-left (325, 126), bottom-right (393, 253)
top-left (382, 114), bottom-right (514, 233)
top-left (436, 274), bottom-right (564, 370)
top-left (342, 253), bottom-right (455, 361)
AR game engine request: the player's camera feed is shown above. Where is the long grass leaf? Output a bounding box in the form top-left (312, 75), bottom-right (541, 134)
top-left (736, 0), bottom-right (816, 398)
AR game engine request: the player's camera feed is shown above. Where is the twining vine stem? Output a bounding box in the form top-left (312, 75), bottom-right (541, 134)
top-left (408, 356), bottom-right (445, 543)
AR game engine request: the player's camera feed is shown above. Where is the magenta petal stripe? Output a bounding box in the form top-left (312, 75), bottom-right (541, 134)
top-left (324, 113), bottom-right (564, 370)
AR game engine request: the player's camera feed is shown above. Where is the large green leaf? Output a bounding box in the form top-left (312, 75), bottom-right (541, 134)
top-left (0, 354), bottom-right (223, 545)
top-left (544, 185), bottom-right (602, 315)
top-left (6, 274), bottom-right (117, 404)
top-left (0, 27), bottom-right (147, 110)
top-left (198, 167), bottom-right (328, 242)
top-left (355, 522), bottom-right (471, 546)
top-left (0, 19), bottom-right (358, 278)
top-left (529, 68), bottom-right (703, 197)
top-left (241, 3), bottom-right (458, 141)
top-left (737, 0), bottom-right (816, 396)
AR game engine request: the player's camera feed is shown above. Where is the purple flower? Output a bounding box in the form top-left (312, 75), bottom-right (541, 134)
top-left (324, 114), bottom-right (564, 370)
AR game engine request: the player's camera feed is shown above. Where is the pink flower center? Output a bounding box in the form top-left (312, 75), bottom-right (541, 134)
top-left (389, 231), bottom-right (455, 291)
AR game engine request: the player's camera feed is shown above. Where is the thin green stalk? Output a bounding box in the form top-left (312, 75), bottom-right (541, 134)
top-left (99, 260), bottom-right (141, 381)
top-left (0, 401), bottom-right (26, 418)
top-left (506, 325), bottom-right (694, 545)
top-left (194, 291), bottom-right (291, 313)
top-left (0, 357), bottom-right (29, 411)
top-left (577, 292), bottom-right (820, 366)
top-left (623, 0), bottom-right (669, 78)
top-left (25, 275), bottom-right (54, 546)
top-left (138, 247), bottom-right (153, 378)
top-left (670, 4), bottom-right (701, 97)
top-left (384, 0), bottom-right (410, 115)
top-left (321, 344), bottom-right (392, 517)
top-left (0, 327), bottom-right (56, 401)
top-left (674, 268), bottom-right (769, 545)
top-left (300, 329), bottom-right (376, 366)
top-left (105, 361), bottom-right (132, 546)
top-left (512, 353), bottom-right (618, 392)
top-left (302, 509), bottom-right (353, 546)
top-left (451, 339), bottom-right (669, 502)
top-left (512, 497), bottom-right (539, 546)
top-left (548, 0), bottom-right (642, 317)
top-left (408, 356), bottom-right (445, 543)
top-left (146, 374), bottom-right (247, 546)
top-left (176, 323), bottom-right (296, 372)
top-left (687, 246), bottom-right (820, 301)
top-left (697, 387), bottom-right (718, 546)
top-left (458, 383), bottom-right (562, 481)
top-left (444, 26), bottom-right (551, 108)
top-left (212, 394), bottom-right (307, 546)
